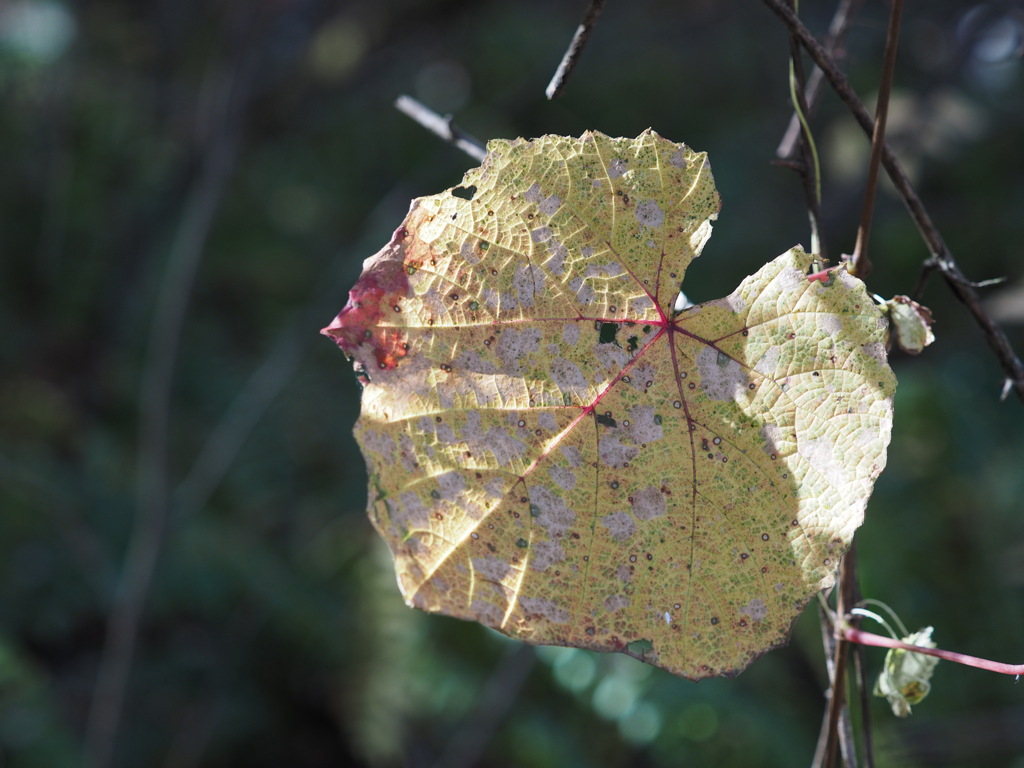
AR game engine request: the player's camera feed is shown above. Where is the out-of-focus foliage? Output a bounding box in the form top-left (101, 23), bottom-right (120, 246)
top-left (0, 1), bottom-right (1022, 767)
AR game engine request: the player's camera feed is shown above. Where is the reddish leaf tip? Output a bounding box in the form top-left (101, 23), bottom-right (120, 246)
top-left (321, 235), bottom-right (413, 369)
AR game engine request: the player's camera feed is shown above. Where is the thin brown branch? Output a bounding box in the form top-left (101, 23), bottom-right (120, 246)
top-left (784, 1), bottom-right (826, 259)
top-left (852, 642), bottom-right (876, 768)
top-left (545, 0), bottom-right (607, 100)
top-left (911, 258), bottom-right (938, 302)
top-left (813, 601), bottom-right (836, 768)
top-left (841, 547), bottom-right (865, 768)
top-left (778, 0), bottom-right (863, 160)
top-left (839, 690), bottom-right (859, 768)
top-left (760, 0), bottom-right (1024, 404)
top-left (813, 598), bottom-right (858, 768)
top-left (823, 550), bottom-right (859, 768)
top-left (812, 703), bottom-right (831, 768)
top-left (395, 95), bottom-right (486, 162)
top-left (849, 0), bottom-right (904, 279)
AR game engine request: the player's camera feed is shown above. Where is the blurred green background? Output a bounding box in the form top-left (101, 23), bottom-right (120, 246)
top-left (1, 0), bottom-right (1023, 766)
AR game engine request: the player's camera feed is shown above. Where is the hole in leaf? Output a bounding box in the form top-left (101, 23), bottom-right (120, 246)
top-left (452, 185), bottom-right (477, 200)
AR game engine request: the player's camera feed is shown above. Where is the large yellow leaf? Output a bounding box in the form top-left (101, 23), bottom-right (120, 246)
top-left (323, 130), bottom-right (895, 679)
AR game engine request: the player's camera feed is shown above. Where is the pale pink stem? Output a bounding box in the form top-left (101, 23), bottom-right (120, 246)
top-left (843, 627), bottom-right (1024, 676)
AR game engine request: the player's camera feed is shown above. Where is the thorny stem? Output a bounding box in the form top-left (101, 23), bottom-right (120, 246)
top-left (760, 0), bottom-right (1024, 404)
top-left (545, 0), bottom-right (607, 100)
top-left (395, 95), bottom-right (486, 162)
top-left (849, 0), bottom-right (904, 279)
top-left (844, 627), bottom-right (1024, 677)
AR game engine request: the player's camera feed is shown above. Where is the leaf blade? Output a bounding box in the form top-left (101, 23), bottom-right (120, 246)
top-left (325, 131), bottom-right (895, 679)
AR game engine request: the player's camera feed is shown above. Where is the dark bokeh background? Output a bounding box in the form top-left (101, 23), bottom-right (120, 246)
top-left (2, 1), bottom-right (1023, 766)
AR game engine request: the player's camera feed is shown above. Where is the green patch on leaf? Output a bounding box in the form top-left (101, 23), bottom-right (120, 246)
top-left (599, 322), bottom-right (620, 345)
top-left (627, 639), bottom-right (654, 656)
top-left (370, 473), bottom-right (388, 502)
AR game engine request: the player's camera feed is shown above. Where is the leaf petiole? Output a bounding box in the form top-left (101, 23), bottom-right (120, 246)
top-left (843, 626), bottom-right (1024, 677)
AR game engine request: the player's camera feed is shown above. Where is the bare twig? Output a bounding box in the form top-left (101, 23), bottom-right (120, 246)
top-left (433, 645), bottom-right (536, 768)
top-left (395, 95), bottom-right (486, 162)
top-left (823, 549), bottom-right (859, 768)
top-left (914, 261), bottom-right (1006, 302)
top-left (852, 642), bottom-right (876, 768)
top-left (175, 183), bottom-right (413, 519)
top-left (175, 325), bottom-right (303, 516)
top-left (812, 602), bottom-right (837, 768)
top-left (760, 0), bottom-right (1024, 404)
top-left (777, 0), bottom-right (863, 160)
top-left (839, 684), bottom-right (859, 768)
top-left (910, 259), bottom-right (938, 302)
top-left (849, 0), bottom-right (904, 279)
top-left (812, 707), bottom-right (830, 768)
top-left (1001, 378), bottom-right (1014, 401)
top-left (545, 0), bottom-right (607, 100)
top-left (784, 1), bottom-right (826, 259)
top-left (85, 67), bottom-right (241, 768)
